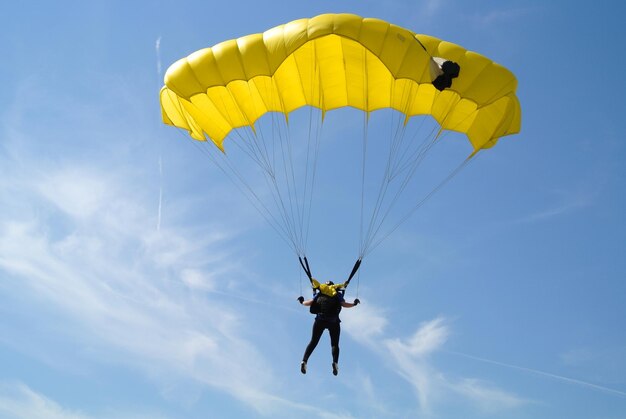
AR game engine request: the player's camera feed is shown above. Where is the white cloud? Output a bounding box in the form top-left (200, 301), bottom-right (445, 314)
top-left (0, 163), bottom-right (273, 408)
top-left (467, 7), bottom-right (533, 26)
top-left (0, 149), bottom-right (369, 418)
top-left (402, 317), bottom-right (449, 357)
top-left (383, 317), bottom-right (449, 411)
top-left (180, 268), bottom-right (216, 291)
top-left (423, 0), bottom-right (445, 17)
top-left (378, 317), bottom-right (527, 413)
top-left (37, 168), bottom-right (111, 218)
top-left (0, 97), bottom-right (340, 418)
top-left (451, 378), bottom-right (527, 411)
top-left (515, 186), bottom-right (595, 224)
top-left (342, 301), bottom-right (388, 346)
top-left (0, 383), bottom-right (90, 419)
top-left (0, 382), bottom-right (178, 419)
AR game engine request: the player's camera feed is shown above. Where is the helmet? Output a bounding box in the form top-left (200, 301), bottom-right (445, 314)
top-left (325, 281), bottom-right (334, 286)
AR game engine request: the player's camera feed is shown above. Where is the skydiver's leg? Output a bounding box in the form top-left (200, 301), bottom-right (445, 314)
top-left (302, 320), bottom-right (325, 362)
top-left (328, 322), bottom-right (340, 363)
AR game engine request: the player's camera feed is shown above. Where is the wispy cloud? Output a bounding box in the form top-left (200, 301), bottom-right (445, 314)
top-left (155, 36), bottom-right (163, 232)
top-left (382, 318), bottom-right (526, 413)
top-left (155, 36), bottom-right (162, 78)
top-left (449, 350), bottom-right (626, 399)
top-left (342, 300), bottom-right (388, 346)
top-left (466, 7), bottom-right (534, 26)
top-left (345, 310), bottom-right (527, 414)
top-left (515, 187), bottom-right (595, 223)
top-left (0, 382), bottom-right (177, 419)
top-left (452, 378), bottom-right (528, 411)
top-left (382, 317), bottom-right (447, 411)
top-left (0, 383), bottom-right (90, 419)
top-left (422, 0), bottom-right (445, 17)
top-left (0, 158), bottom-right (353, 417)
top-left (0, 76), bottom-right (346, 418)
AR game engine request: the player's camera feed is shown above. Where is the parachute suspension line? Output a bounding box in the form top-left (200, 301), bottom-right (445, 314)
top-left (358, 110), bottom-right (369, 259)
top-left (383, 80), bottom-right (413, 176)
top-left (275, 105), bottom-right (302, 253)
top-left (299, 65), bottom-right (324, 257)
top-left (216, 88), bottom-right (303, 254)
top-left (282, 55), bottom-right (324, 257)
top-left (295, 41), bottom-right (327, 259)
top-left (359, 80), bottom-right (409, 258)
top-left (232, 130), bottom-right (298, 252)
top-left (229, 128), bottom-right (262, 166)
top-left (273, 98), bottom-right (307, 256)
top-left (358, 45), bottom-right (370, 260)
top-left (294, 47), bottom-right (325, 277)
top-left (262, 84), bottom-right (293, 247)
top-left (205, 150), bottom-right (294, 250)
top-left (297, 45), bottom-right (316, 256)
top-left (365, 92), bottom-right (474, 248)
top-left (169, 127), bottom-right (298, 252)
top-left (359, 80), bottom-right (464, 257)
top-left (361, 87), bottom-right (421, 237)
top-left (388, 82), bottom-right (420, 179)
top-left (219, 85), bottom-right (273, 174)
top-left (367, 119), bottom-right (443, 242)
top-left (202, 85), bottom-right (311, 255)
top-left (360, 128), bottom-right (440, 255)
top-left (360, 116), bottom-right (397, 256)
top-left (233, 78), bottom-right (305, 257)
top-left (364, 154), bottom-right (477, 257)
top-left (392, 120), bottom-right (439, 177)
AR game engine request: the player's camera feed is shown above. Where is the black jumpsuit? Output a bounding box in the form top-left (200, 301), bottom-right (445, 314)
top-left (302, 293), bottom-right (343, 363)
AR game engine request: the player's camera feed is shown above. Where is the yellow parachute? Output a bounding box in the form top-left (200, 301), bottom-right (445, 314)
top-left (159, 13), bottom-right (521, 264)
top-left (161, 13), bottom-right (520, 152)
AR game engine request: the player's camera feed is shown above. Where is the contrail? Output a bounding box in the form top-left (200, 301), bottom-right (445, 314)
top-left (157, 156), bottom-right (163, 231)
top-left (155, 36), bottom-right (162, 77)
top-left (155, 36), bottom-right (163, 232)
top-left (446, 350), bottom-right (626, 399)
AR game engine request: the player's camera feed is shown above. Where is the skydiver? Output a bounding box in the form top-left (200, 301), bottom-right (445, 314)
top-left (297, 279), bottom-right (360, 376)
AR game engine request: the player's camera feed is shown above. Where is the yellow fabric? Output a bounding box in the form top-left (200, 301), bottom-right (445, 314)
top-left (310, 278), bottom-right (346, 297)
top-left (160, 13), bottom-right (521, 153)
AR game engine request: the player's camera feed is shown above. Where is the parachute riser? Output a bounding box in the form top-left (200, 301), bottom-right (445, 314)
top-left (298, 256), bottom-right (362, 288)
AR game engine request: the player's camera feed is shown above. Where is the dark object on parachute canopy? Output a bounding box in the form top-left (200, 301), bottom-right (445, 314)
top-left (432, 60), bottom-right (461, 91)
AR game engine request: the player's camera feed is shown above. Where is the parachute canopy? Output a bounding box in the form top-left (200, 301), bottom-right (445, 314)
top-left (159, 14), bottom-right (521, 261)
top-left (160, 13), bottom-right (521, 153)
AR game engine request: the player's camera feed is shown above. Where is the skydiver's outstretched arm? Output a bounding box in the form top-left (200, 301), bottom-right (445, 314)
top-left (297, 296), bottom-right (314, 306)
top-left (341, 299), bottom-right (360, 308)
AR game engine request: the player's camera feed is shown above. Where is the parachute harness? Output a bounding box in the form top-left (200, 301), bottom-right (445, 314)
top-left (299, 256), bottom-right (362, 298)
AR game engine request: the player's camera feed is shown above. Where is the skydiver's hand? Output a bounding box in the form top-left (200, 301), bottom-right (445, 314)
top-left (354, 298), bottom-right (360, 305)
top-left (297, 296), bottom-right (305, 304)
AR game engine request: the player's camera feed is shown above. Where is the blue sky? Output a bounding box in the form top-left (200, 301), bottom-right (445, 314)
top-left (1, 1), bottom-right (625, 418)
